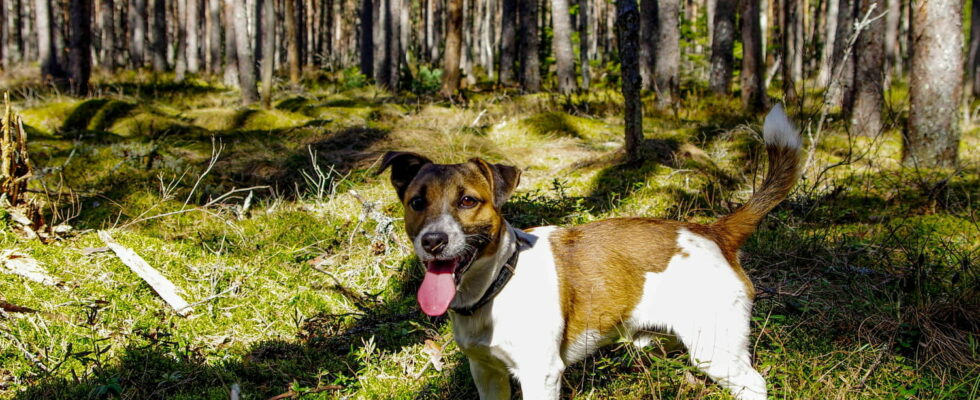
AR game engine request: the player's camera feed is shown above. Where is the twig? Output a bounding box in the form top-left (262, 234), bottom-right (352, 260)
top-left (175, 283), bottom-right (241, 314)
top-left (0, 300), bottom-right (37, 313)
top-left (0, 328), bottom-right (50, 373)
top-left (803, 5), bottom-right (888, 178)
top-left (266, 385), bottom-right (343, 400)
top-left (98, 230), bottom-right (193, 316)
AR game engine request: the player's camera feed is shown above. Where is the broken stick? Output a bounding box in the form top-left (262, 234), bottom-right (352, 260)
top-left (98, 230), bottom-right (193, 316)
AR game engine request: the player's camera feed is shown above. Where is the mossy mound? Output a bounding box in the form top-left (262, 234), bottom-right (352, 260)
top-left (19, 101), bottom-right (79, 135)
top-left (515, 111), bottom-right (615, 141)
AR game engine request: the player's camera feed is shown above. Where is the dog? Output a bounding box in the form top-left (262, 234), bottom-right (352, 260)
top-left (378, 105), bottom-right (800, 400)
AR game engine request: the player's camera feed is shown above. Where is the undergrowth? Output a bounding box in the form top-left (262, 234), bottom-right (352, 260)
top-left (0, 71), bottom-right (976, 400)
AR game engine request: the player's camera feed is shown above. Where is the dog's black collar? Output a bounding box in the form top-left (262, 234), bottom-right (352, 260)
top-left (450, 231), bottom-right (525, 316)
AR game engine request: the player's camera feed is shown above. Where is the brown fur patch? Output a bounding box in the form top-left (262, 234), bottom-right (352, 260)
top-left (551, 218), bottom-right (682, 357)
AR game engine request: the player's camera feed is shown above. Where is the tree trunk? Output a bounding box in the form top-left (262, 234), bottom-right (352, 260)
top-left (709, 0), bottom-right (735, 94)
top-left (781, 0), bottom-right (798, 103)
top-left (68, 0), bottom-right (91, 95)
top-left (499, 0), bottom-right (517, 85)
top-left (904, 0), bottom-right (962, 168)
top-left (99, 0), bottom-right (115, 70)
top-left (360, 0), bottom-right (373, 78)
top-left (851, 0), bottom-right (884, 136)
top-left (223, 0), bottom-right (240, 87)
top-left (518, 0), bottom-right (540, 91)
top-left (260, 0), bottom-right (274, 108)
top-left (35, 0), bottom-right (64, 80)
top-left (740, 0), bottom-right (766, 111)
top-left (578, 0), bottom-right (590, 90)
top-left (233, 0), bottom-right (258, 104)
top-left (831, 0), bottom-right (856, 111)
top-left (655, 0), bottom-right (680, 107)
top-left (639, 0), bottom-right (655, 91)
top-left (175, 0), bottom-right (188, 79)
top-left (150, 0), bottom-right (166, 71)
top-left (130, 0), bottom-right (146, 67)
top-left (371, 0), bottom-right (386, 86)
top-left (617, 0), bottom-right (643, 162)
top-left (207, 0), bottom-right (222, 74)
top-left (1, 0), bottom-right (6, 67)
top-left (185, 0), bottom-right (199, 72)
top-left (440, 0), bottom-right (463, 96)
top-left (550, 0), bottom-right (577, 93)
top-left (968, 0), bottom-right (980, 96)
top-left (285, 0), bottom-right (301, 83)
top-left (816, 0), bottom-right (838, 86)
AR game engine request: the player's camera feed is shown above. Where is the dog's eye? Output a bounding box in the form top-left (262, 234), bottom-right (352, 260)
top-left (409, 196), bottom-right (426, 211)
top-left (458, 196), bottom-right (480, 209)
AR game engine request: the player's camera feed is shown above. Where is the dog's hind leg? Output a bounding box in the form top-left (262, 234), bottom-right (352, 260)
top-left (469, 359), bottom-right (511, 400)
top-left (673, 301), bottom-right (768, 400)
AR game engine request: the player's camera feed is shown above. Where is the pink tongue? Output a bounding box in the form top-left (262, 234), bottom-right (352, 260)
top-left (418, 259), bottom-right (459, 316)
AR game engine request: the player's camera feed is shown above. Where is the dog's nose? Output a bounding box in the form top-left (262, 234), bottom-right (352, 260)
top-left (421, 232), bottom-right (449, 254)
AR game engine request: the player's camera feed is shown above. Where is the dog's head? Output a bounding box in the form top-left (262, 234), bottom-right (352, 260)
top-left (378, 151), bottom-right (520, 316)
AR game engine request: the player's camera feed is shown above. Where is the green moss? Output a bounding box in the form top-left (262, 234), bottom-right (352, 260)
top-left (19, 101), bottom-right (79, 135)
top-left (519, 111), bottom-right (614, 140)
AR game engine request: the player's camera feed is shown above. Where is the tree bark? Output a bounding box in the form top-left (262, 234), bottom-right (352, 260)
top-left (654, 0), bottom-right (679, 107)
top-left (639, 0), bottom-right (655, 91)
top-left (440, 0), bottom-right (463, 96)
top-left (850, 0), bottom-right (884, 136)
top-left (130, 0), bottom-right (146, 67)
top-left (709, 0), bottom-right (735, 94)
top-left (518, 0), bottom-right (540, 91)
top-left (68, 0), bottom-right (91, 95)
top-left (816, 0), bottom-right (838, 86)
top-left (968, 0), bottom-right (980, 96)
top-left (175, 0), bottom-right (188, 79)
top-left (578, 0), bottom-right (590, 90)
top-left (360, 0), bottom-right (373, 78)
top-left (285, 0), bottom-right (301, 83)
top-left (207, 0), bottom-right (222, 74)
top-left (781, 0), bottom-right (799, 103)
top-left (233, 0), bottom-right (258, 104)
top-left (150, 0), bottom-right (166, 71)
top-left (223, 0), bottom-right (240, 87)
top-left (35, 0), bottom-right (64, 80)
top-left (499, 0), bottom-right (517, 85)
top-left (99, 0), bottom-right (115, 70)
top-left (740, 0), bottom-right (766, 112)
top-left (617, 0), bottom-right (643, 162)
top-left (550, 0), bottom-right (577, 93)
top-left (904, 0), bottom-right (962, 168)
top-left (186, 0), bottom-right (200, 72)
top-left (831, 0), bottom-right (856, 111)
top-left (260, 0), bottom-right (274, 108)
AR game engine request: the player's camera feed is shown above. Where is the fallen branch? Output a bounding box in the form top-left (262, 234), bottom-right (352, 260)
top-left (0, 300), bottom-right (37, 314)
top-left (266, 385), bottom-right (343, 400)
top-left (0, 249), bottom-right (60, 286)
top-left (98, 230), bottom-right (193, 316)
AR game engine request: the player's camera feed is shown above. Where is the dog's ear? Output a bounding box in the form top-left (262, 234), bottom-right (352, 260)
top-left (378, 151), bottom-right (433, 200)
top-left (470, 158), bottom-right (521, 208)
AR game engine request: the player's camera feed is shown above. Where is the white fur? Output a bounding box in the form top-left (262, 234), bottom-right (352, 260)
top-left (413, 213), bottom-right (466, 262)
top-left (763, 103), bottom-right (801, 149)
top-left (451, 226), bottom-right (768, 400)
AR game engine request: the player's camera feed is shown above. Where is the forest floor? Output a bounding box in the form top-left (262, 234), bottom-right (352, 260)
top-left (0, 69), bottom-right (977, 399)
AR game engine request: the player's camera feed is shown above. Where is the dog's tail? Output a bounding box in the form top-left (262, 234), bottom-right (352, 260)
top-left (712, 104), bottom-right (801, 250)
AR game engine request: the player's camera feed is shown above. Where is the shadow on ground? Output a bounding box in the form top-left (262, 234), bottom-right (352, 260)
top-left (11, 257), bottom-right (455, 400)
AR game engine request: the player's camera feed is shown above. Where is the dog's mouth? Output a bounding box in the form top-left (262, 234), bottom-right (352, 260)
top-left (417, 252), bottom-right (476, 317)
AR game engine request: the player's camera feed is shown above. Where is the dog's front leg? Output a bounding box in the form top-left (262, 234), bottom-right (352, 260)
top-left (469, 358), bottom-right (511, 400)
top-left (515, 361), bottom-right (564, 400)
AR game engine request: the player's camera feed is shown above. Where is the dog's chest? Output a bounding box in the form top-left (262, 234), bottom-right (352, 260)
top-left (450, 227), bottom-right (566, 367)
